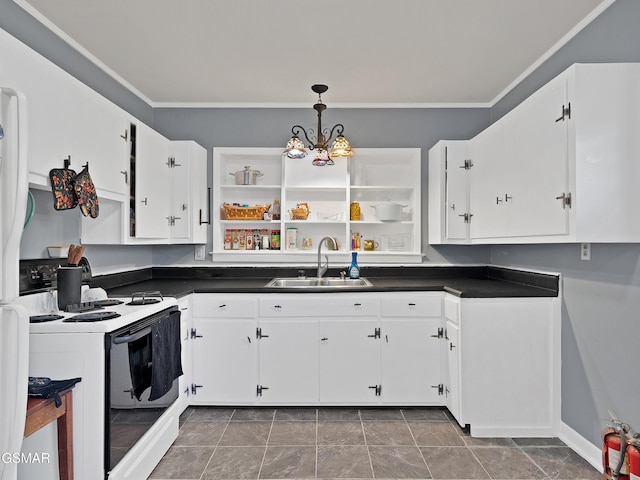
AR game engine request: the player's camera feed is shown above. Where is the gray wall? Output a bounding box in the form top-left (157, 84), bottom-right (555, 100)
top-left (151, 106), bottom-right (492, 266)
top-left (5, 0), bottom-right (640, 451)
top-left (489, 0), bottom-right (640, 446)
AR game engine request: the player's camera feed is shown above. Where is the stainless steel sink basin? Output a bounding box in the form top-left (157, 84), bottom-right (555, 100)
top-left (265, 277), bottom-right (373, 288)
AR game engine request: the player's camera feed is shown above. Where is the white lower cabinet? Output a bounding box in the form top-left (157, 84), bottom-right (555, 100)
top-left (190, 295), bottom-right (258, 404)
top-left (190, 292), bottom-right (445, 406)
top-left (380, 294), bottom-right (444, 404)
top-left (191, 319), bottom-right (257, 404)
top-left (444, 319), bottom-right (461, 422)
top-left (381, 318), bottom-right (443, 404)
top-left (188, 291), bottom-right (558, 428)
top-left (178, 297), bottom-right (192, 412)
top-left (319, 319), bottom-right (380, 404)
top-left (443, 294), bottom-right (560, 437)
top-left (257, 319), bottom-right (319, 404)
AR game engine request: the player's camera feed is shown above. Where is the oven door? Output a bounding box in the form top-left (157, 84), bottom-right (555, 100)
top-left (105, 306), bottom-right (181, 473)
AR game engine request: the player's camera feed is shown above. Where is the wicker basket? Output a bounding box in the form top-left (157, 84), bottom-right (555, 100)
top-left (290, 207), bottom-right (310, 220)
top-left (222, 203), bottom-right (271, 220)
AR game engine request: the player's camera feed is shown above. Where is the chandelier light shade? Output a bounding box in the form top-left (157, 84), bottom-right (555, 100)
top-left (284, 84), bottom-right (353, 165)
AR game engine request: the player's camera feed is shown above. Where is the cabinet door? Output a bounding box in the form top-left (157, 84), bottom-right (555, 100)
top-left (445, 321), bottom-right (462, 425)
top-left (169, 142), bottom-right (208, 244)
top-left (0, 33), bottom-right (74, 186)
top-left (469, 124), bottom-right (509, 238)
top-left (381, 318), bottom-right (442, 404)
top-left (445, 143), bottom-right (471, 241)
top-left (190, 319), bottom-right (258, 405)
top-left (503, 74), bottom-right (569, 237)
top-left (257, 320), bottom-right (318, 404)
top-left (178, 298), bottom-right (192, 412)
top-left (73, 84), bottom-right (129, 198)
top-left (460, 299), bottom-right (555, 432)
top-left (133, 122), bottom-right (171, 239)
top-left (319, 319), bottom-right (380, 404)
top-left (169, 154), bottom-right (191, 242)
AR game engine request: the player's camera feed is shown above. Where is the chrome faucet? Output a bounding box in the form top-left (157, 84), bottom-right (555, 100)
top-left (317, 236), bottom-right (339, 278)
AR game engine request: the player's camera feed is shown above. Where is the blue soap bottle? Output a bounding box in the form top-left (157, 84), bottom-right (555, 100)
top-left (349, 251), bottom-right (360, 279)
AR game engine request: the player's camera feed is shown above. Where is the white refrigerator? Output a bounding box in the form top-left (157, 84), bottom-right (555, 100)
top-left (0, 87), bottom-right (30, 480)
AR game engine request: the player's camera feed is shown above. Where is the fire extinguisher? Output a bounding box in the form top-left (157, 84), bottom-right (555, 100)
top-left (627, 435), bottom-right (640, 480)
top-left (603, 412), bottom-right (631, 480)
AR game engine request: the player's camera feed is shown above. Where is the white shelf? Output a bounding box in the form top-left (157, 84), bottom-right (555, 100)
top-left (220, 184), bottom-right (281, 190)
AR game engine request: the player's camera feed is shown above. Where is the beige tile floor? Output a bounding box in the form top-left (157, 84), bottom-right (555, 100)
top-left (149, 407), bottom-right (601, 480)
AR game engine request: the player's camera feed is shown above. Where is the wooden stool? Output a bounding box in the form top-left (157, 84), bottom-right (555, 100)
top-left (24, 388), bottom-right (74, 480)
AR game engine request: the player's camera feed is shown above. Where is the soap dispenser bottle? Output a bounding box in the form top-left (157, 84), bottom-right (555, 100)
top-left (348, 251), bottom-right (360, 279)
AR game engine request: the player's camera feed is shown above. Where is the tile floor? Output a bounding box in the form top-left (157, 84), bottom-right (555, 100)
top-left (150, 407), bottom-right (601, 480)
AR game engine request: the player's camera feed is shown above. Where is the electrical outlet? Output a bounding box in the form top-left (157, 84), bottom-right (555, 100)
top-left (581, 243), bottom-right (591, 261)
top-left (195, 245), bottom-right (206, 261)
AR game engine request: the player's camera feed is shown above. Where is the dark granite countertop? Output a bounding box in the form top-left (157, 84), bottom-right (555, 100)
top-left (92, 266), bottom-right (559, 299)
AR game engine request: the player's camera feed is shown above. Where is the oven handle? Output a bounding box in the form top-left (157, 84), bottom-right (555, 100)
top-left (113, 327), bottom-right (151, 345)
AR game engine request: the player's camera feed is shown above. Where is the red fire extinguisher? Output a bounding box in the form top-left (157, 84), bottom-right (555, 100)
top-left (603, 413), bottom-right (631, 480)
top-left (627, 435), bottom-right (640, 480)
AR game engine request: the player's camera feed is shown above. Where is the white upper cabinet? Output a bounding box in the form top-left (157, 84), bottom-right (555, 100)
top-left (429, 63), bottom-right (640, 244)
top-left (0, 28), bottom-right (74, 187)
top-left (73, 84), bottom-right (130, 199)
top-left (169, 141), bottom-right (208, 244)
top-left (129, 122), bottom-right (171, 240)
top-left (470, 72), bottom-right (569, 240)
top-left (212, 147), bottom-right (422, 263)
top-left (428, 141), bottom-right (472, 244)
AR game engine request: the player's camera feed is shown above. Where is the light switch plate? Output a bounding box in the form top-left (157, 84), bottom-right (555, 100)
top-left (195, 244), bottom-right (206, 261)
top-left (581, 243), bottom-right (591, 261)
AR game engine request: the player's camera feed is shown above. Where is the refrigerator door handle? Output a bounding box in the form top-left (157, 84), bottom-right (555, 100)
top-left (0, 87), bottom-right (28, 302)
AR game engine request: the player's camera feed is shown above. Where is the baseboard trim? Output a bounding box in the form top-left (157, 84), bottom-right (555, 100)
top-left (558, 421), bottom-right (602, 471)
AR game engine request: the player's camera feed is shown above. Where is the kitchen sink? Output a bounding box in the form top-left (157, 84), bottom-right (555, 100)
top-left (265, 277), bottom-right (373, 288)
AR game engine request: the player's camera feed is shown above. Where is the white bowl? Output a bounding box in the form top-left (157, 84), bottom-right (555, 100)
top-left (47, 246), bottom-right (69, 258)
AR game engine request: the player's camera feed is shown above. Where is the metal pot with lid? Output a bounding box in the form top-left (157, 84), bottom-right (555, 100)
top-left (229, 165), bottom-right (264, 185)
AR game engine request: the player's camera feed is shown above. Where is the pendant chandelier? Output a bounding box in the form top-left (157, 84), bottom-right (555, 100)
top-left (283, 84), bottom-right (353, 166)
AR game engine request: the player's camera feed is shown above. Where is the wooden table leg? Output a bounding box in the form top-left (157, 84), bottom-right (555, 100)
top-left (56, 390), bottom-right (74, 480)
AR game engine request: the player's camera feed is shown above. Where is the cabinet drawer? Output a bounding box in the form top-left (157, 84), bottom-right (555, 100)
top-left (259, 295), bottom-right (379, 317)
top-left (192, 294), bottom-right (257, 318)
top-left (380, 294), bottom-right (442, 317)
top-left (443, 295), bottom-right (459, 324)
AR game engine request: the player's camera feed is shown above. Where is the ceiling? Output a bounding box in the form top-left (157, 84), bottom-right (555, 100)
top-left (15, 0), bottom-right (613, 107)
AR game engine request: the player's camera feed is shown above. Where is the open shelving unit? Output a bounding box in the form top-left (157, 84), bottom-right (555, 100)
top-left (212, 147), bottom-right (422, 264)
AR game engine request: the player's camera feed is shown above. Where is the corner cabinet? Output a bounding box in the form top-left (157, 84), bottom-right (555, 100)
top-left (443, 294), bottom-right (560, 437)
top-left (212, 147), bottom-right (422, 263)
top-left (429, 62), bottom-right (640, 244)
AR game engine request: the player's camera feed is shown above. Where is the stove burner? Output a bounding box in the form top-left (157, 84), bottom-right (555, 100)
top-left (63, 311), bottom-right (121, 322)
top-left (94, 299), bottom-right (124, 306)
top-left (127, 299), bottom-right (161, 306)
top-left (30, 314), bottom-right (64, 323)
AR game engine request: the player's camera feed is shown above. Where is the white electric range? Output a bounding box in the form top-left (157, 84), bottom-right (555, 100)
top-left (18, 259), bottom-right (182, 480)
top-left (24, 291), bottom-right (179, 333)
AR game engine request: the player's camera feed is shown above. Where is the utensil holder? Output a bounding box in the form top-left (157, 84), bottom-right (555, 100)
top-left (57, 266), bottom-right (82, 310)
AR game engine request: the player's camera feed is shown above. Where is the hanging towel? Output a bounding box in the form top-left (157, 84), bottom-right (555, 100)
top-left (127, 335), bottom-right (152, 401)
top-left (73, 165), bottom-right (99, 218)
top-left (149, 310), bottom-right (183, 401)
